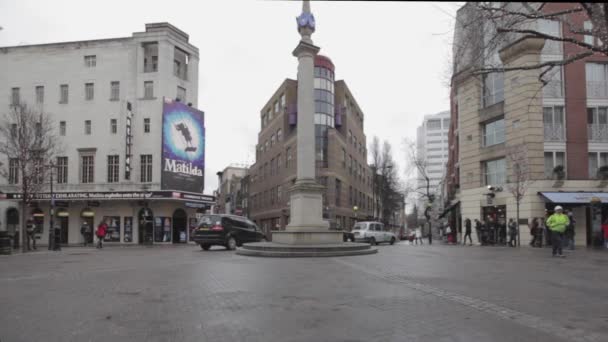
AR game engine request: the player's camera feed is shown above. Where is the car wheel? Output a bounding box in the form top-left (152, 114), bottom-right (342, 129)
top-left (226, 236), bottom-right (237, 251)
top-left (369, 237), bottom-right (376, 246)
top-left (390, 237), bottom-right (396, 245)
top-left (200, 244), bottom-right (211, 251)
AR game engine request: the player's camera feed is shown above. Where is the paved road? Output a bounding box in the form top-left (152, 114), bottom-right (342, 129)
top-left (1, 243), bottom-right (607, 342)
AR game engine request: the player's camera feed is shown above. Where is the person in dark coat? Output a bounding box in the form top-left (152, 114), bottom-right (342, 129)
top-left (463, 218), bottom-right (473, 246)
top-left (508, 218), bottom-right (518, 247)
top-left (26, 219), bottom-right (36, 251)
top-left (474, 219), bottom-right (482, 244)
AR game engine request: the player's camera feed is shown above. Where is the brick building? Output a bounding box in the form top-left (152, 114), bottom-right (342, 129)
top-left (249, 55), bottom-right (373, 234)
top-left (446, 3), bottom-right (608, 247)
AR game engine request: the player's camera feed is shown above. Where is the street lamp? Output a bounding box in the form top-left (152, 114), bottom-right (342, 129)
top-left (353, 206), bottom-right (359, 223)
top-left (44, 162), bottom-right (60, 251)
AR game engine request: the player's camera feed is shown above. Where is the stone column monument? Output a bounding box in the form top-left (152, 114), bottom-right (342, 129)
top-left (237, 0), bottom-right (376, 256)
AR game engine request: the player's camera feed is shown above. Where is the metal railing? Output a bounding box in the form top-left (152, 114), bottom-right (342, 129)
top-left (543, 123), bottom-right (565, 141)
top-left (588, 124), bottom-right (608, 142)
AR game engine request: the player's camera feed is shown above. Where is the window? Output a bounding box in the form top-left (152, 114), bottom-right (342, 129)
top-left (544, 151), bottom-right (566, 179)
top-left (483, 158), bottom-right (506, 185)
top-left (342, 148), bottom-right (346, 168)
top-left (261, 114), bottom-right (267, 128)
top-left (277, 129), bottom-right (283, 142)
top-left (539, 19), bottom-right (562, 55)
top-left (173, 47), bottom-right (189, 80)
top-left (107, 155), bottom-right (119, 183)
top-left (589, 152), bottom-right (608, 178)
top-left (280, 93), bottom-right (285, 107)
top-left (110, 81), bottom-right (120, 101)
top-left (84, 120), bottom-right (91, 135)
top-left (144, 81), bottom-right (154, 99)
top-left (349, 186), bottom-right (353, 206)
top-left (177, 86), bottom-right (186, 102)
top-left (278, 185), bottom-right (283, 202)
top-left (140, 155), bottom-right (152, 182)
top-left (427, 119), bottom-right (441, 130)
top-left (583, 21), bottom-right (601, 46)
top-left (11, 87), bottom-right (20, 106)
top-left (8, 158), bottom-right (19, 184)
top-left (286, 147), bottom-right (292, 168)
top-left (143, 42), bottom-right (159, 72)
top-left (587, 107), bottom-right (608, 142)
top-left (268, 109), bottom-right (273, 121)
top-left (110, 119), bottom-right (117, 134)
top-left (542, 67), bottom-right (563, 98)
top-left (349, 155), bottom-right (353, 174)
top-left (270, 157), bottom-right (275, 176)
top-left (81, 155), bottom-right (94, 183)
top-left (59, 121), bottom-right (66, 136)
top-left (482, 72), bottom-right (504, 107)
top-left (60, 84), bottom-right (69, 103)
top-left (270, 134), bottom-right (276, 147)
top-left (265, 140), bottom-right (269, 152)
top-left (442, 118), bottom-right (450, 129)
top-left (348, 130), bottom-right (352, 144)
top-left (35, 86), bottom-right (44, 104)
top-left (482, 118), bottom-right (505, 147)
top-left (335, 178), bottom-right (342, 206)
top-left (277, 154), bottom-right (282, 173)
top-left (85, 83), bottom-right (94, 101)
top-left (586, 63), bottom-right (608, 99)
top-left (144, 118), bottom-right (150, 133)
top-left (56, 157), bottom-right (68, 184)
top-left (543, 106), bottom-right (565, 141)
top-left (84, 55), bottom-right (96, 67)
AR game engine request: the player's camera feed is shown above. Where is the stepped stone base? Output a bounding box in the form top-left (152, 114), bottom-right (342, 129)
top-left (236, 241), bottom-right (377, 258)
top-left (271, 230), bottom-right (343, 245)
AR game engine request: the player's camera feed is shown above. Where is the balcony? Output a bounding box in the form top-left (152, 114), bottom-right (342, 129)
top-left (586, 81), bottom-right (608, 99)
top-left (588, 124), bottom-right (608, 142)
top-left (543, 123), bottom-right (565, 142)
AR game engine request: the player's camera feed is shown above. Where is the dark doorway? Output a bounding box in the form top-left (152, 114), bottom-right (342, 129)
top-left (58, 216), bottom-right (69, 244)
top-left (138, 208), bottom-right (154, 244)
top-left (81, 217), bottom-right (94, 244)
top-left (6, 208), bottom-right (19, 249)
top-left (172, 209), bottom-right (187, 244)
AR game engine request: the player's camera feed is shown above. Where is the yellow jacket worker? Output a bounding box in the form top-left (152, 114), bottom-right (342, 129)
top-left (545, 206), bottom-right (569, 257)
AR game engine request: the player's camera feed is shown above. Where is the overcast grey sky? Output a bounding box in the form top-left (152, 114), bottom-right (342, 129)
top-left (0, 0), bottom-right (460, 195)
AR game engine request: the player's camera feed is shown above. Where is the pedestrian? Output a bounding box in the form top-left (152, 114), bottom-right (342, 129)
top-left (81, 221), bottom-right (91, 247)
top-left (602, 219), bottom-right (608, 249)
top-left (96, 219), bottom-right (108, 249)
top-left (26, 219), bottom-right (36, 251)
top-left (463, 218), bottom-right (473, 246)
top-left (474, 219), bottom-right (482, 244)
top-left (445, 224), bottom-right (452, 244)
top-left (529, 218), bottom-right (538, 247)
top-left (508, 218), bottom-right (517, 247)
top-left (545, 206), bottom-right (569, 258)
top-left (415, 227), bottom-right (423, 245)
top-left (565, 210), bottom-right (576, 251)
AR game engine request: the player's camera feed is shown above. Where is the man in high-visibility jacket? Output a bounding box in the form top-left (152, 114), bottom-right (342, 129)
top-left (545, 205), bottom-right (569, 258)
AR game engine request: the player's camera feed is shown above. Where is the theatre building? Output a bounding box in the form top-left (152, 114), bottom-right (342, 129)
top-left (0, 23), bottom-right (213, 246)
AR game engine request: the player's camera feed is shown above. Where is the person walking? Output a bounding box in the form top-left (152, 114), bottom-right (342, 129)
top-left (565, 210), bottom-right (576, 251)
top-left (415, 227), bottom-right (423, 245)
top-left (463, 218), bottom-right (473, 246)
top-left (96, 220), bottom-right (108, 249)
top-left (474, 219), bottom-right (482, 245)
top-left (445, 224), bottom-right (452, 244)
top-left (25, 219), bottom-right (36, 251)
top-left (546, 206), bottom-right (569, 258)
top-left (81, 222), bottom-right (92, 247)
top-left (508, 218), bottom-right (517, 247)
top-left (529, 218), bottom-right (538, 247)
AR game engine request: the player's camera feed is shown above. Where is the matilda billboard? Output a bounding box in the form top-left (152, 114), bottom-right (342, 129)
top-left (161, 98), bottom-right (205, 193)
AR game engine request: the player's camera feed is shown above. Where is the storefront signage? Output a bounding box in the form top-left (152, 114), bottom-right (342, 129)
top-left (125, 101), bottom-right (133, 180)
top-left (161, 98), bottom-right (205, 193)
top-left (5, 191), bottom-right (215, 204)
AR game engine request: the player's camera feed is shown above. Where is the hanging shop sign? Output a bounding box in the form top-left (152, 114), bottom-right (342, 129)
top-left (161, 98), bottom-right (206, 193)
top-left (56, 209), bottom-right (69, 218)
top-left (81, 208), bottom-right (95, 218)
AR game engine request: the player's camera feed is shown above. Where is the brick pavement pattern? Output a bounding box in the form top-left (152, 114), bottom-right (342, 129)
top-left (1, 244), bottom-right (607, 342)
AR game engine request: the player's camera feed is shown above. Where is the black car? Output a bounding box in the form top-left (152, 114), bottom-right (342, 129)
top-left (193, 214), bottom-right (266, 251)
top-left (343, 230), bottom-right (356, 242)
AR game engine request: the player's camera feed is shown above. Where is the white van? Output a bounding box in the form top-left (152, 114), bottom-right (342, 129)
top-left (352, 221), bottom-right (397, 245)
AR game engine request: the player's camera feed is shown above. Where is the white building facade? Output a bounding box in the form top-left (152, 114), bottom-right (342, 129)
top-left (0, 23), bottom-right (213, 247)
top-left (416, 111), bottom-right (450, 214)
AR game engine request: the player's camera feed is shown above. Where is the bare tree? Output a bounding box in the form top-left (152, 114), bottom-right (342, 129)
top-left (0, 103), bottom-right (60, 252)
top-left (506, 144), bottom-right (533, 247)
top-left (454, 3), bottom-right (608, 84)
top-left (403, 138), bottom-right (438, 241)
top-left (369, 136), bottom-right (381, 219)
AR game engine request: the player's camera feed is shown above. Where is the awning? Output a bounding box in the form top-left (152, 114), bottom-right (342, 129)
top-left (439, 201), bottom-right (460, 218)
top-left (538, 191), bottom-right (608, 204)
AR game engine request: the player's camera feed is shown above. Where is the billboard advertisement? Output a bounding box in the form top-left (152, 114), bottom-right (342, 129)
top-left (161, 98), bottom-right (205, 193)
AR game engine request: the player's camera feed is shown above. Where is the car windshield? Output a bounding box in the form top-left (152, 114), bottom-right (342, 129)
top-left (353, 223), bottom-right (365, 230)
top-left (198, 215), bottom-right (222, 228)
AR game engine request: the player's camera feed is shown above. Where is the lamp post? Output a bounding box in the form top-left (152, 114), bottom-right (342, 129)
top-left (353, 206), bottom-right (359, 223)
top-left (44, 162), bottom-right (60, 251)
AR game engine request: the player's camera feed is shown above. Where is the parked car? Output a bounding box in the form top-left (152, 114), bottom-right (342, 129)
top-left (352, 221), bottom-right (397, 245)
top-left (193, 214), bottom-right (266, 251)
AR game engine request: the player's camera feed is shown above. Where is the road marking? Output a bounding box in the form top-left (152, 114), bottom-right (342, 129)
top-left (334, 258), bottom-right (606, 342)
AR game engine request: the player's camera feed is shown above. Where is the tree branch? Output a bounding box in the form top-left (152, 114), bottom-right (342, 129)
top-left (478, 4), bottom-right (583, 21)
top-left (473, 50), bottom-right (593, 75)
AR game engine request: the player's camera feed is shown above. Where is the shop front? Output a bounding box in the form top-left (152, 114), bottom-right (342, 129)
top-left (1, 190), bottom-right (214, 246)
